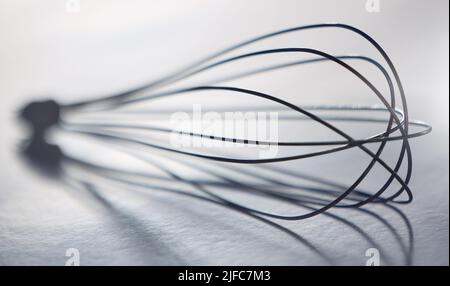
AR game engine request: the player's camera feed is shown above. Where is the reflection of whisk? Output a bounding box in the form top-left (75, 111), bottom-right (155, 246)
top-left (20, 23), bottom-right (431, 221)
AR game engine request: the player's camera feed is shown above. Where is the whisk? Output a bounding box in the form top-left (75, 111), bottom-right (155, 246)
top-left (20, 23), bottom-right (431, 221)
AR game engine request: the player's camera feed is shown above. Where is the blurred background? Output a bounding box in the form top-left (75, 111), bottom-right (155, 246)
top-left (0, 0), bottom-right (448, 265)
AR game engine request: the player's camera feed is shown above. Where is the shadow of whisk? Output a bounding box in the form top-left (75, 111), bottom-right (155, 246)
top-left (17, 135), bottom-right (414, 265)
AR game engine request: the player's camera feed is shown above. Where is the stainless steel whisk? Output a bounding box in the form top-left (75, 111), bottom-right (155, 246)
top-left (20, 23), bottom-right (432, 220)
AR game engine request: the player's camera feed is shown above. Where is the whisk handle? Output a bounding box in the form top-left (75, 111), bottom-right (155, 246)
top-left (19, 100), bottom-right (63, 175)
